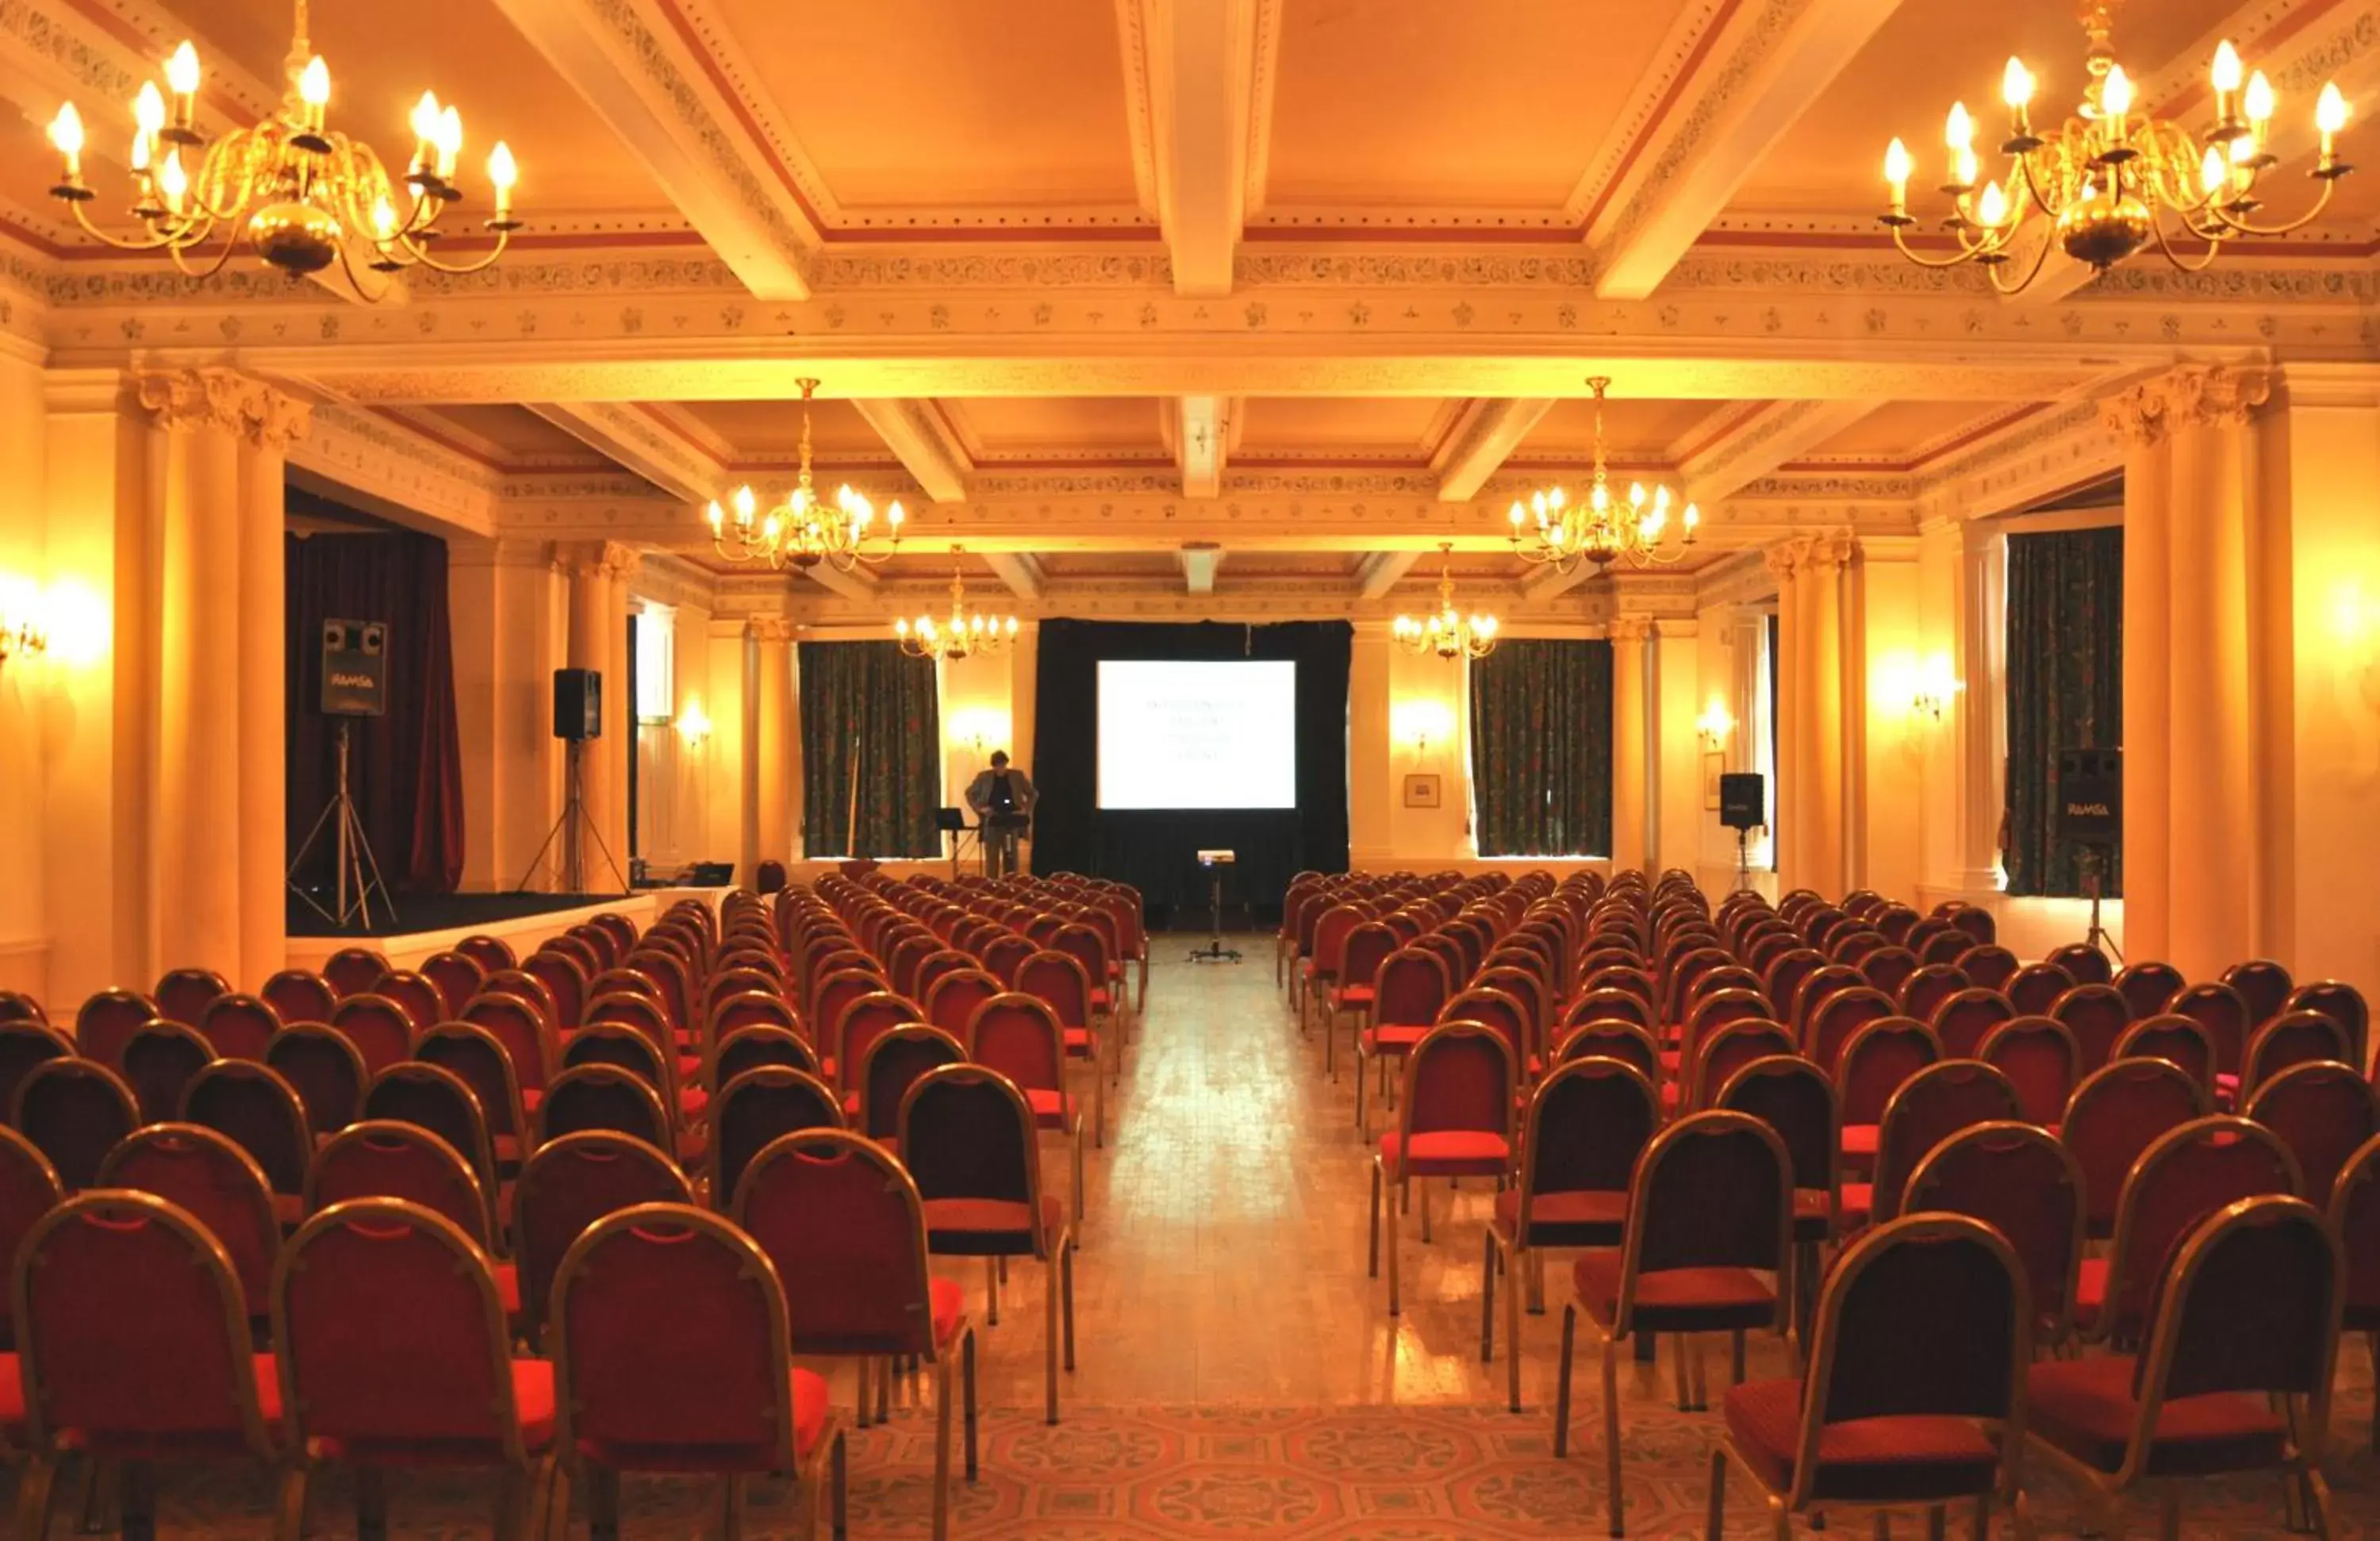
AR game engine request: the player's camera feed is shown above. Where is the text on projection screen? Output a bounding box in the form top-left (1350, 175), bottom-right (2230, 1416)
top-left (1096, 659), bottom-right (1297, 809)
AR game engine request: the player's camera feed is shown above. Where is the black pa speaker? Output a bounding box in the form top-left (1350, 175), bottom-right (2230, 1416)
top-left (2056, 747), bottom-right (2122, 844)
top-left (319, 619), bottom-right (387, 717)
top-left (1718, 773), bottom-right (1766, 832)
top-left (553, 668), bottom-right (603, 742)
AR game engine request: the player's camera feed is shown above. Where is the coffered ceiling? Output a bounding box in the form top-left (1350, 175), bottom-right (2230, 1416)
top-left (7, 0), bottom-right (2378, 621)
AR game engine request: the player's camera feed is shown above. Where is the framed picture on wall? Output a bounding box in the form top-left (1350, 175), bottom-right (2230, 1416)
top-left (1702, 751), bottom-right (1724, 811)
top-left (1403, 772), bottom-right (1442, 809)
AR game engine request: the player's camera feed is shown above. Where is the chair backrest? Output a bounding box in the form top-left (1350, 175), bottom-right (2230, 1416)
top-left (1516, 1059), bottom-right (1658, 1220)
top-left (1400, 1021), bottom-right (1518, 1144)
top-left (329, 993), bottom-right (416, 1077)
top-left (1904, 1121), bottom-right (2086, 1345)
top-left (15, 1059), bottom-right (138, 1192)
top-left (713, 1026), bottom-right (820, 1088)
top-left (2245, 1062), bottom-right (2379, 1209)
top-left (307, 1120), bottom-right (495, 1251)
top-left (2061, 1057), bottom-right (2210, 1239)
top-left (1437, 987), bottom-right (1530, 1074)
top-left (1857, 945), bottom-right (1921, 999)
top-left (585, 991), bottom-right (678, 1073)
top-left (1785, 1214), bottom-right (2027, 1508)
top-left (2221, 959), bottom-right (2294, 1028)
top-left (2113, 1014), bottom-right (2217, 1100)
top-left (17, 1191), bottom-right (276, 1461)
top-left (835, 992), bottom-right (927, 1089)
top-left (264, 1022), bottom-right (369, 1138)
top-left (121, 1020), bottom-right (217, 1124)
top-left (2241, 1010), bottom-right (2353, 1100)
top-left (0, 1019), bottom-right (72, 1126)
top-left (2004, 962), bottom-right (2075, 1017)
top-left (898, 1066), bottom-right (1050, 1256)
top-left (712, 1067), bottom-right (843, 1210)
top-left (735, 1128), bottom-right (942, 1356)
top-left (1372, 949), bottom-right (1452, 1028)
top-left (260, 970), bottom-right (338, 1027)
top-left (98, 1123), bottom-right (280, 1315)
top-left (153, 966), bottom-right (231, 1029)
top-left (1718, 1056), bottom-right (1840, 1215)
top-left (2166, 981), bottom-right (2253, 1080)
top-left (182, 1059), bottom-right (312, 1198)
top-left (2100, 1115), bottom-right (2301, 1346)
top-left (1977, 1015), bottom-right (2082, 1127)
top-left (513, 1132), bottom-right (692, 1347)
top-left (2283, 980), bottom-right (2369, 1071)
top-left (415, 1022), bottom-right (530, 1145)
top-left (194, 993), bottom-right (280, 1061)
top-left (2040, 943), bottom-right (2111, 986)
top-left (1953, 944), bottom-right (2019, 992)
top-left (364, 1062), bottom-right (500, 1218)
top-left (323, 947), bottom-right (392, 999)
top-left (1805, 982), bottom-right (1894, 1070)
top-left (457, 932), bottom-right (517, 974)
top-left (371, 972), bottom-right (446, 1043)
top-left (538, 1064), bottom-right (674, 1153)
top-left (460, 990), bottom-right (559, 1093)
top-left (1564, 988), bottom-right (1653, 1033)
top-left (2112, 960), bottom-right (2185, 1022)
top-left (420, 950), bottom-right (489, 1020)
top-left (1554, 1020), bottom-right (1662, 1083)
top-left (1929, 987), bottom-right (2017, 1059)
top-left (1689, 1019), bottom-right (1796, 1113)
top-left (72, 988), bottom-right (159, 1070)
top-left (1615, 1111), bottom-right (1791, 1333)
top-left (965, 993), bottom-right (1066, 1096)
top-left (2049, 982), bottom-right (2134, 1074)
top-left (1894, 964), bottom-right (1970, 1027)
top-left (857, 1024), bottom-right (965, 1141)
top-left (518, 951), bottom-right (588, 1033)
top-left (1834, 1017), bottom-right (1941, 1128)
top-left (1870, 1059), bottom-right (2022, 1226)
top-left (275, 1198), bottom-right (526, 1466)
top-left (2134, 1197), bottom-right (2341, 1441)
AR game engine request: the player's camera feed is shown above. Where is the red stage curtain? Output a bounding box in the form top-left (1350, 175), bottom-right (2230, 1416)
top-left (283, 509), bottom-right (466, 895)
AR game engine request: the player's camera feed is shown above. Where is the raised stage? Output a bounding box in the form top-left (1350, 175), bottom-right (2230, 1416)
top-left (283, 886), bottom-right (731, 974)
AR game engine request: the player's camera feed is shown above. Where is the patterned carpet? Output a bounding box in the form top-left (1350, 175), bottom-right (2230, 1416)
top-left (95, 1387), bottom-right (2380, 1538)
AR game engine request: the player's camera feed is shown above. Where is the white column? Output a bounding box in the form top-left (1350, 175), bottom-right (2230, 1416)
top-left (1610, 615), bottom-right (1653, 872)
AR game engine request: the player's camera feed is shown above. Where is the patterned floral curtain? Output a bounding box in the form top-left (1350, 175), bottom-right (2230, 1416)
top-left (797, 641), bottom-right (942, 859)
top-left (1468, 639), bottom-right (1614, 858)
top-left (2003, 526), bottom-right (2124, 897)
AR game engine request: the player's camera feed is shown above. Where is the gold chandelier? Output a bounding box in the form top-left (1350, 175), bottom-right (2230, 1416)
top-left (894, 548), bottom-right (1019, 662)
top-left (44, 0), bottom-right (520, 293)
top-left (706, 380), bottom-right (905, 573)
top-left (1880, 2), bottom-right (2351, 292)
top-left (1507, 378), bottom-right (1699, 574)
top-left (1394, 544), bottom-right (1499, 661)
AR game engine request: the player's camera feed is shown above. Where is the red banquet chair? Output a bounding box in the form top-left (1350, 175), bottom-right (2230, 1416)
top-left (153, 965), bottom-right (230, 1029)
top-left (1325, 920), bottom-right (1400, 1079)
top-left (2050, 982), bottom-right (2133, 1074)
top-left (2328, 1134), bottom-right (2380, 1452)
top-left (265, 1023), bottom-right (368, 1140)
top-left (14, 1058), bottom-right (137, 1193)
top-left (968, 993), bottom-right (1092, 1211)
top-left (261, 969), bottom-right (339, 1028)
top-left (1355, 947), bottom-right (1453, 1139)
top-left (2027, 1197), bottom-right (2344, 1537)
top-left (1978, 1014), bottom-right (2083, 1128)
top-left (71, 987), bottom-right (157, 1072)
top-left (307, 1120), bottom-right (519, 1316)
top-left (0, 1020), bottom-right (71, 1126)
top-left (274, 1198), bottom-right (556, 1539)
top-left (14, 1192), bottom-right (283, 1535)
top-left (322, 946), bottom-right (391, 1000)
top-left (2061, 1056), bottom-right (2211, 1241)
top-left (708, 1067), bottom-right (843, 1213)
top-left (121, 1019), bottom-right (213, 1125)
top-left (2114, 1014), bottom-right (2217, 1101)
top-left (899, 1065), bottom-right (1076, 1424)
top-left (1705, 1215), bottom-right (2030, 1541)
top-left (1905, 1121), bottom-right (2087, 1349)
top-left (194, 993), bottom-right (279, 1061)
top-left (735, 1129), bottom-right (977, 1538)
top-left (328, 993), bottom-right (415, 1078)
top-left (512, 1129), bottom-right (691, 1350)
top-left (1369, 1021), bottom-right (1515, 1318)
top-left (2112, 960), bottom-right (2185, 1023)
top-left (1930, 987), bottom-right (2016, 1060)
top-left (98, 1123), bottom-right (281, 1323)
top-left (2075, 1115), bottom-right (2299, 1348)
top-left (1856, 1059), bottom-right (2021, 1231)
top-left (2245, 1061), bottom-right (2378, 1209)
top-left (1486, 1058), bottom-right (1659, 1412)
top-left (182, 1059), bottom-right (313, 1222)
top-left (1555, 1111), bottom-right (1793, 1538)
top-left (551, 1204), bottom-right (845, 1541)
top-left (2240, 1010), bottom-right (2355, 1101)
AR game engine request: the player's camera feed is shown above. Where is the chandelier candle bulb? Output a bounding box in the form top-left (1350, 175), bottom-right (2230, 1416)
top-left (409, 92), bottom-right (440, 178)
top-left (436, 106), bottom-right (463, 182)
top-left (164, 41), bottom-right (199, 135)
top-left (488, 142), bottom-right (518, 225)
top-left (2318, 83), bottom-right (2349, 163)
top-left (2212, 40), bottom-right (2244, 125)
top-left (47, 103), bottom-right (84, 186)
top-left (1884, 136), bottom-right (1912, 215)
top-left (298, 56), bottom-right (328, 133)
top-left (2002, 58), bottom-right (2035, 139)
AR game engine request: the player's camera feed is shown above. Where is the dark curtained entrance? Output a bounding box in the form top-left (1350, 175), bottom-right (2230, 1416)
top-left (1030, 620), bottom-right (1351, 924)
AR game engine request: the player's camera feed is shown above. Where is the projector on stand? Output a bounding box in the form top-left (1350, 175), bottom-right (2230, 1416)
top-left (1188, 850), bottom-right (1240, 963)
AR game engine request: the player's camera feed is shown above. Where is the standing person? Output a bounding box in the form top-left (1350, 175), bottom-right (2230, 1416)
top-left (965, 751), bottom-right (1038, 877)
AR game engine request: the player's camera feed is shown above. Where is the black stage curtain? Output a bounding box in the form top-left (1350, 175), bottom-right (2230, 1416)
top-left (1031, 620), bottom-right (1351, 922)
top-left (2004, 525), bottom-right (2124, 897)
top-left (1469, 639), bottom-right (1614, 858)
top-left (797, 640), bottom-right (942, 859)
top-left (284, 511), bottom-right (465, 895)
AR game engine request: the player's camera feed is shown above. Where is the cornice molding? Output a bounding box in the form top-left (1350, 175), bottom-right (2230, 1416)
top-left (133, 367), bottom-right (312, 449)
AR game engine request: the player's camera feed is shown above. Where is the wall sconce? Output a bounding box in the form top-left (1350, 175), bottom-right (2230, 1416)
top-left (1696, 701), bottom-right (1734, 751)
top-left (1392, 697), bottom-right (1454, 760)
top-left (1910, 658), bottom-right (1964, 721)
top-left (675, 701), bottom-right (712, 750)
top-left (947, 707), bottom-right (1010, 760)
top-left (0, 581), bottom-right (47, 672)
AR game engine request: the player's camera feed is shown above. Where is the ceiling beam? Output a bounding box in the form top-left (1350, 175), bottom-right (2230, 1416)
top-left (850, 399), bottom-right (972, 503)
top-left (527, 402), bottom-right (727, 505)
top-left (981, 552), bottom-right (1046, 601)
top-left (2007, 1), bottom-right (2380, 305)
top-left (488, 0), bottom-right (819, 299)
top-left (1119, 0), bottom-right (1265, 296)
top-left (804, 563), bottom-right (878, 602)
top-left (1179, 544), bottom-right (1223, 594)
top-left (1432, 398), bottom-right (1557, 502)
top-left (1585, 0), bottom-right (1904, 299)
top-left (1353, 550), bottom-right (1422, 600)
top-left (1176, 394), bottom-right (1230, 496)
top-left (1681, 399), bottom-right (1885, 504)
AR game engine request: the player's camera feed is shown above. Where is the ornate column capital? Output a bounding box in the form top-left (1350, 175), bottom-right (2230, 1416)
top-left (747, 613), bottom-right (800, 644)
top-left (1610, 614), bottom-right (1656, 644)
top-left (1762, 539), bottom-right (1804, 583)
top-left (2101, 363), bottom-right (2275, 448)
top-left (557, 540), bottom-right (645, 582)
top-left (135, 367), bottom-right (313, 450)
top-left (1803, 530), bottom-right (1860, 572)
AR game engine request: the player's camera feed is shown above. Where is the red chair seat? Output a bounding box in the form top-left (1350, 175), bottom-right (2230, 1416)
top-left (1089, 989), bottom-right (1111, 1011)
top-left (1063, 1028), bottom-right (1096, 1058)
top-left (2027, 1355), bottom-right (2286, 1476)
top-left (566, 1366), bottom-right (823, 1469)
top-left (1659, 1050), bottom-right (1683, 1074)
top-left (930, 1278), bottom-right (967, 1350)
top-left (0, 1355), bottom-right (21, 1438)
top-left (1837, 1183), bottom-right (1874, 1232)
top-left (921, 1194), bottom-right (1067, 1255)
top-left (520, 1087), bottom-right (543, 1112)
top-left (310, 1358), bottom-right (551, 1463)
top-left (677, 1055), bottom-right (704, 1083)
top-left (1793, 1187), bottom-right (1866, 1238)
top-left (678, 1086), bottom-right (709, 1120)
top-left (2073, 1257), bottom-right (2107, 1330)
top-left (1024, 1088), bottom-right (1078, 1129)
top-left (1491, 1187), bottom-right (1626, 1247)
top-left (1330, 985), bottom-right (1376, 1010)
top-left (1572, 1252), bottom-right (1776, 1332)
top-left (1841, 1124), bottom-right (1878, 1159)
top-left (1725, 1377), bottom-right (2000, 1504)
top-left (1379, 1130), bottom-right (1511, 1178)
top-left (497, 1262), bottom-right (521, 1318)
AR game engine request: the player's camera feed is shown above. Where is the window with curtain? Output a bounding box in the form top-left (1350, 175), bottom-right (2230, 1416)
top-left (2003, 525), bottom-right (2124, 897)
top-left (1468, 639), bottom-right (1614, 858)
top-left (797, 640), bottom-right (942, 858)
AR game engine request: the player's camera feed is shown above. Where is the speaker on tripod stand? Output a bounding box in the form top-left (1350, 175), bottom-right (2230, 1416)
top-left (516, 668), bottom-right (626, 895)
top-left (288, 620), bottom-right (397, 929)
top-left (2057, 747), bottom-right (2124, 962)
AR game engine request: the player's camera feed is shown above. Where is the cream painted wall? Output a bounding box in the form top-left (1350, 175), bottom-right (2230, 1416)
top-left (1384, 633), bottom-right (1475, 863)
top-left (1859, 550), bottom-right (1925, 907)
top-left (701, 621), bottom-right (747, 872)
top-left (0, 352), bottom-right (48, 998)
top-left (1653, 621), bottom-right (1702, 880)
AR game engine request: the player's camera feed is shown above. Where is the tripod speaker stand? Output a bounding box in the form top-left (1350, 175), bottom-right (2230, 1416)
top-left (1187, 851), bottom-right (1241, 963)
top-left (514, 740), bottom-right (627, 894)
top-left (2079, 845), bottom-right (2124, 963)
top-left (288, 719), bottom-right (396, 929)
